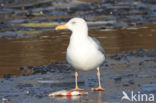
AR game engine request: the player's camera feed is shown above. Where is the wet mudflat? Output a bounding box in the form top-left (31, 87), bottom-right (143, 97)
top-left (0, 0), bottom-right (156, 103)
top-left (0, 0), bottom-right (156, 76)
top-left (0, 49), bottom-right (156, 103)
top-left (0, 0), bottom-right (156, 39)
top-left (0, 23), bottom-right (156, 77)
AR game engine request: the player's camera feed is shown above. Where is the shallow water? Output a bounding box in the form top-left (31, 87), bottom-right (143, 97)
top-left (0, 23), bottom-right (156, 77)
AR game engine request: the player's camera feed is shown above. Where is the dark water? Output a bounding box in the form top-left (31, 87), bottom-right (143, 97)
top-left (0, 23), bottom-right (156, 77)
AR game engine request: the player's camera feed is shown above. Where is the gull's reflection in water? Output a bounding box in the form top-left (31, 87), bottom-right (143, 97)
top-left (50, 91), bottom-right (103, 103)
top-left (53, 95), bottom-right (81, 100)
top-left (50, 95), bottom-right (82, 103)
top-left (97, 91), bottom-right (102, 103)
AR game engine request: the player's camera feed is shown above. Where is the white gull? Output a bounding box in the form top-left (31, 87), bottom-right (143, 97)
top-left (56, 17), bottom-right (105, 91)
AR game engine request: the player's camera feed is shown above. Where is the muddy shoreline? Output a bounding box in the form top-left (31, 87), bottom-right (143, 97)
top-left (0, 23), bottom-right (156, 77)
top-left (0, 0), bottom-right (156, 102)
top-left (0, 49), bottom-right (156, 103)
top-left (0, 0), bottom-right (156, 39)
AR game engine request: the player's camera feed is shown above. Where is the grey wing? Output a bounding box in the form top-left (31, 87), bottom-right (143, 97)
top-left (89, 36), bottom-right (105, 54)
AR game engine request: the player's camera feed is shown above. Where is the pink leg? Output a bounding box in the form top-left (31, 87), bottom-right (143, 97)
top-left (91, 67), bottom-right (105, 91)
top-left (71, 71), bottom-right (84, 91)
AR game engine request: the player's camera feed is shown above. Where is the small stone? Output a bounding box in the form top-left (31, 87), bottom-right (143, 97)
top-left (123, 84), bottom-right (129, 87)
top-left (3, 74), bottom-right (12, 79)
top-left (139, 62), bottom-right (144, 65)
top-left (112, 76), bottom-right (122, 84)
top-left (16, 84), bottom-right (33, 89)
top-left (2, 98), bottom-right (8, 103)
top-left (105, 64), bottom-right (109, 67)
top-left (24, 90), bottom-right (30, 95)
top-left (113, 76), bottom-right (122, 81)
top-left (128, 80), bottom-right (135, 85)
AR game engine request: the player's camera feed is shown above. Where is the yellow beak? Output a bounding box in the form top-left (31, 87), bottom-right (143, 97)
top-left (55, 25), bottom-right (68, 30)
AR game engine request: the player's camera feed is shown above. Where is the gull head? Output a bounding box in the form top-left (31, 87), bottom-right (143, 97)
top-left (55, 17), bottom-right (88, 32)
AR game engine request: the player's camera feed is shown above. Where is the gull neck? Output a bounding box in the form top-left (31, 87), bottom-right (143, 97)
top-left (72, 27), bottom-right (88, 38)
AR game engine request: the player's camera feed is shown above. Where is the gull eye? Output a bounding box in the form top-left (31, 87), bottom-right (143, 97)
top-left (71, 21), bottom-right (76, 24)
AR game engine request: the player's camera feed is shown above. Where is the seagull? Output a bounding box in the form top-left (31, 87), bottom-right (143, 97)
top-left (55, 17), bottom-right (105, 91)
